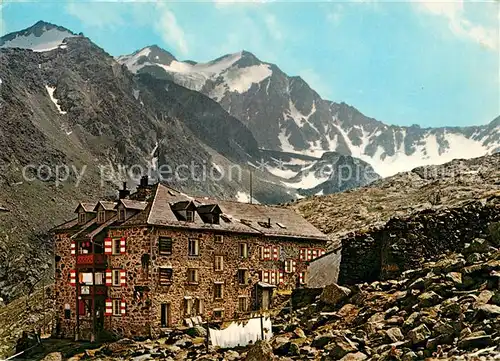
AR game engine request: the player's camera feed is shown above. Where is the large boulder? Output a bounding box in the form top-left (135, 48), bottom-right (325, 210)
top-left (417, 291), bottom-right (442, 308)
top-left (457, 335), bottom-right (494, 350)
top-left (311, 333), bottom-right (334, 348)
top-left (320, 284), bottom-right (351, 306)
top-left (41, 353), bottom-right (63, 361)
top-left (245, 340), bottom-right (275, 361)
top-left (407, 324), bottom-right (431, 345)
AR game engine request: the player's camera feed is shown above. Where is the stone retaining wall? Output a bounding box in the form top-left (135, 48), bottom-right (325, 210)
top-left (339, 199), bottom-right (500, 284)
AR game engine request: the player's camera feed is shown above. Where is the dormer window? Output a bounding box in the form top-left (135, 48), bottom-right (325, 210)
top-left (186, 210), bottom-right (194, 222)
top-left (97, 210), bottom-right (105, 223)
top-left (78, 212), bottom-right (86, 225)
top-left (118, 208), bottom-right (125, 221)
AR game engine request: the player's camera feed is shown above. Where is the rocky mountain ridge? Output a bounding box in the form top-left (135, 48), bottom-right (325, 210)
top-left (119, 46), bottom-right (499, 178)
top-left (292, 153), bottom-right (500, 241)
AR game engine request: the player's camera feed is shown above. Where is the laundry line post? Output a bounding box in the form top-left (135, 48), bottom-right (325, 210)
top-left (260, 313), bottom-right (264, 340)
top-left (205, 315), bottom-right (210, 352)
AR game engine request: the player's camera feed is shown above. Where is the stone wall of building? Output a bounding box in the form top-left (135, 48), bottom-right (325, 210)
top-left (98, 226), bottom-right (326, 339)
top-left (339, 200), bottom-right (500, 284)
top-left (53, 232), bottom-right (77, 339)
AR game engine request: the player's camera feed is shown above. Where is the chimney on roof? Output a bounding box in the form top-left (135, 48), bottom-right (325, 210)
top-left (119, 182), bottom-right (130, 199)
top-left (268, 218), bottom-right (271, 227)
top-left (139, 175), bottom-right (149, 188)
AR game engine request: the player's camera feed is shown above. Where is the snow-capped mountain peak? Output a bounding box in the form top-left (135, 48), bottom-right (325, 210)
top-left (119, 45), bottom-right (499, 179)
top-left (0, 20), bottom-right (76, 52)
top-left (117, 49), bottom-right (273, 95)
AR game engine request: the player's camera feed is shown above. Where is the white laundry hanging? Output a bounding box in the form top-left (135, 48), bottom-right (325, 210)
top-left (209, 316), bottom-right (273, 348)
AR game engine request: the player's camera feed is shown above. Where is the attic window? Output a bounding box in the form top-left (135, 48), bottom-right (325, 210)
top-left (186, 210), bottom-right (194, 222)
top-left (78, 212), bottom-right (86, 225)
top-left (276, 222), bottom-right (287, 229)
top-left (118, 209), bottom-right (125, 221)
top-left (257, 221), bottom-right (272, 228)
top-left (97, 210), bottom-right (105, 223)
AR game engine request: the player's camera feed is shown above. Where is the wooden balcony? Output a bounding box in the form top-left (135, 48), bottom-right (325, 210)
top-left (76, 254), bottom-right (107, 268)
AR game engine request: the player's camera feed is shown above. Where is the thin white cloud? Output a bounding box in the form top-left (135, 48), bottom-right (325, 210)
top-left (65, 1), bottom-right (126, 28)
top-left (154, 3), bottom-right (189, 55)
top-left (414, 0), bottom-right (498, 50)
top-left (264, 14), bottom-right (282, 41)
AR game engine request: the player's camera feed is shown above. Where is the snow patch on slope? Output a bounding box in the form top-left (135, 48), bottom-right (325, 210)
top-left (235, 191), bottom-right (259, 204)
top-left (1, 28), bottom-right (74, 52)
top-left (222, 64), bottom-right (272, 93)
top-left (45, 86), bottom-right (67, 114)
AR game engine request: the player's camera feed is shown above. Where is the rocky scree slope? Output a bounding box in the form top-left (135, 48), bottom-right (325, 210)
top-left (15, 235), bottom-right (500, 361)
top-left (119, 46), bottom-right (500, 178)
top-left (292, 153), bottom-right (500, 241)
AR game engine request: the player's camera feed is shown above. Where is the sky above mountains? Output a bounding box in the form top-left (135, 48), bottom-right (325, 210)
top-left (1, 0), bottom-right (498, 128)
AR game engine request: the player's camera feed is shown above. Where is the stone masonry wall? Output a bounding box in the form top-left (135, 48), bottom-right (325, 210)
top-left (103, 226), bottom-right (326, 339)
top-left (54, 232), bottom-right (77, 338)
top-left (339, 200), bottom-right (500, 284)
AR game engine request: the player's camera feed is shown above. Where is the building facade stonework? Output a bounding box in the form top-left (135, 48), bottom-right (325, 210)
top-left (52, 181), bottom-right (328, 340)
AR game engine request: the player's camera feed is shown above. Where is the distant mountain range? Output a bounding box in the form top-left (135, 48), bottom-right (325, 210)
top-left (118, 45), bottom-right (499, 178)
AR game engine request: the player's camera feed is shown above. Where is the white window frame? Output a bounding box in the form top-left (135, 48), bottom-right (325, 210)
top-left (238, 269), bottom-right (249, 285)
top-left (97, 210), bottom-right (105, 223)
top-left (215, 234), bottom-right (223, 243)
top-left (188, 238), bottom-right (199, 256)
top-left (186, 210), bottom-right (194, 222)
top-left (238, 296), bottom-right (248, 312)
top-left (112, 269), bottom-right (121, 287)
top-left (112, 299), bottom-right (121, 316)
top-left (112, 238), bottom-right (121, 255)
top-left (214, 282), bottom-right (224, 300)
top-left (239, 243), bottom-right (248, 258)
top-left (214, 255), bottom-right (224, 271)
top-left (78, 212), bottom-right (86, 224)
top-left (187, 268), bottom-right (199, 284)
top-left (118, 208), bottom-right (125, 221)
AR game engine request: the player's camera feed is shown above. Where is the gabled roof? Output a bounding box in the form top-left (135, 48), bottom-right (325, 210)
top-left (170, 200), bottom-right (196, 211)
top-left (143, 184), bottom-right (329, 241)
top-left (115, 199), bottom-right (148, 211)
top-left (74, 202), bottom-right (97, 213)
top-left (197, 204), bottom-right (222, 214)
top-left (93, 201), bottom-right (117, 212)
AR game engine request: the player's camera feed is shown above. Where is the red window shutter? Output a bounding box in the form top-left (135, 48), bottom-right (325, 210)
top-left (120, 237), bottom-right (127, 254)
top-left (120, 270), bottom-right (127, 286)
top-left (270, 271), bottom-right (276, 285)
top-left (105, 299), bottom-right (112, 316)
top-left (307, 249), bottom-right (313, 261)
top-left (299, 248), bottom-right (305, 261)
top-left (71, 241), bottom-right (76, 256)
top-left (104, 238), bottom-right (112, 255)
top-left (105, 269), bottom-right (112, 286)
top-left (263, 271), bottom-right (269, 283)
top-left (320, 249), bottom-right (326, 256)
top-left (69, 270), bottom-right (76, 286)
top-left (279, 271), bottom-right (284, 284)
top-left (299, 272), bottom-right (305, 284)
top-left (120, 299), bottom-right (126, 315)
top-left (312, 249), bottom-right (318, 259)
top-left (292, 260), bottom-right (297, 273)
